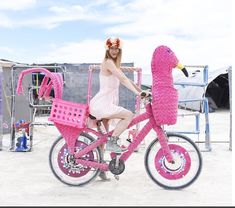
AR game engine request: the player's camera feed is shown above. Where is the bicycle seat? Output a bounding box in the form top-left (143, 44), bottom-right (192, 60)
top-left (89, 114), bottom-right (97, 120)
top-left (89, 114), bottom-right (103, 127)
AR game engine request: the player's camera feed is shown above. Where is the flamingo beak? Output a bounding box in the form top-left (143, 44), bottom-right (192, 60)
top-left (176, 62), bottom-right (189, 77)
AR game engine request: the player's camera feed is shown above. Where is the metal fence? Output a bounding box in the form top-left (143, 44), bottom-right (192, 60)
top-left (0, 66), bottom-right (2, 150)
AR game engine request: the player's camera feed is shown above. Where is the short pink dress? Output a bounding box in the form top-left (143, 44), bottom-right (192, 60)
top-left (89, 71), bottom-right (125, 122)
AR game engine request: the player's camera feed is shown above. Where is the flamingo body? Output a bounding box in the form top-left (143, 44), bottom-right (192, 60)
top-left (151, 45), bottom-right (179, 125)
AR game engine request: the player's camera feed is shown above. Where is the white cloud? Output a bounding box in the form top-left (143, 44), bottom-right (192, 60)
top-left (0, 0), bottom-right (232, 71)
top-left (0, 0), bottom-right (232, 34)
top-left (104, 0), bottom-right (232, 39)
top-left (0, 14), bottom-right (13, 28)
top-left (31, 32), bottom-right (231, 74)
top-left (0, 0), bottom-right (36, 11)
top-left (102, 0), bottom-right (232, 71)
top-left (0, 0), bottom-right (37, 28)
top-left (0, 46), bottom-right (14, 53)
top-left (124, 35), bottom-right (232, 73)
top-left (2, 4), bottom-right (96, 29)
top-left (34, 39), bottom-right (105, 64)
top-left (13, 30), bottom-right (231, 73)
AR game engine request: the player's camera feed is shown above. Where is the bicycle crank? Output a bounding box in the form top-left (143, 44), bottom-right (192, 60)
top-left (108, 157), bottom-right (125, 175)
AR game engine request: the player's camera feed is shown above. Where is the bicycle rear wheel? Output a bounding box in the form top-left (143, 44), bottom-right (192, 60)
top-left (144, 133), bottom-right (202, 189)
top-left (49, 132), bottom-right (102, 186)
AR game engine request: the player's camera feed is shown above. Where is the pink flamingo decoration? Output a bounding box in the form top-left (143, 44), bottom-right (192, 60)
top-left (151, 45), bottom-right (188, 161)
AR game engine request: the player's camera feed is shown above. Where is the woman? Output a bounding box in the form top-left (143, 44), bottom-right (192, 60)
top-left (89, 37), bottom-right (142, 155)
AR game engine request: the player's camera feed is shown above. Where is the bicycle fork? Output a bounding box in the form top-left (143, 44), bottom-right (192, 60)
top-left (153, 125), bottom-right (174, 163)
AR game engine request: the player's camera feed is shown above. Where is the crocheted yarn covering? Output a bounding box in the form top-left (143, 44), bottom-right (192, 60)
top-left (16, 68), bottom-right (63, 99)
top-left (151, 45), bottom-right (179, 125)
top-left (54, 122), bottom-right (83, 154)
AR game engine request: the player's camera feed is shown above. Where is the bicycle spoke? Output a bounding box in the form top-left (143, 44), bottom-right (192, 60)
top-left (49, 133), bottom-right (102, 186)
top-left (145, 133), bottom-right (202, 189)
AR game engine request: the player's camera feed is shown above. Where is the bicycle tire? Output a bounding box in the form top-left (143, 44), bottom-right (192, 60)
top-left (49, 132), bottom-right (102, 186)
top-left (144, 133), bottom-right (202, 189)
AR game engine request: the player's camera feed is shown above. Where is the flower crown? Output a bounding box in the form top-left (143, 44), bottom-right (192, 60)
top-left (105, 37), bottom-right (123, 50)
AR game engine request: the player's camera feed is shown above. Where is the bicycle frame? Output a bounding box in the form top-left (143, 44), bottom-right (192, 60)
top-left (73, 101), bottom-right (173, 172)
top-left (16, 67), bottom-right (174, 174)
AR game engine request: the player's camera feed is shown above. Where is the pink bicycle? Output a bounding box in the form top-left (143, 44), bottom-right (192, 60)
top-left (16, 65), bottom-right (202, 190)
top-left (47, 66), bottom-right (202, 189)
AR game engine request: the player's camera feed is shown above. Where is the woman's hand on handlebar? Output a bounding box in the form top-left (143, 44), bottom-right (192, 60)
top-left (139, 90), bottom-right (151, 99)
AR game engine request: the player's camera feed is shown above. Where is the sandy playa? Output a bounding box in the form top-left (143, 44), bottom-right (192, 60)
top-left (0, 108), bottom-right (232, 206)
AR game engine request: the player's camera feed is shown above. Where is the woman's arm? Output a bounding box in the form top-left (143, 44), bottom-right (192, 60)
top-left (120, 66), bottom-right (142, 93)
top-left (129, 78), bottom-right (142, 93)
top-left (104, 60), bottom-right (140, 95)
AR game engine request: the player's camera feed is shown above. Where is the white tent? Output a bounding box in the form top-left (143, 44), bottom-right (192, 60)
top-left (174, 66), bottom-right (231, 112)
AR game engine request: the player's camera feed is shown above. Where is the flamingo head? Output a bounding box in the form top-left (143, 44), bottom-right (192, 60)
top-left (151, 45), bottom-right (188, 77)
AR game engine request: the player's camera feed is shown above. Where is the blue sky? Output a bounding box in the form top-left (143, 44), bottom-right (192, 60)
top-left (0, 0), bottom-right (232, 73)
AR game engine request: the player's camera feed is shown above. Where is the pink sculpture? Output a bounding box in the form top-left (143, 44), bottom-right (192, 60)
top-left (151, 46), bottom-right (188, 158)
top-left (151, 45), bottom-right (188, 125)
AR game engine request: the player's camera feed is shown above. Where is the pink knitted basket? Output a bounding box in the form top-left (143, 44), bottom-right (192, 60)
top-left (49, 98), bottom-right (89, 129)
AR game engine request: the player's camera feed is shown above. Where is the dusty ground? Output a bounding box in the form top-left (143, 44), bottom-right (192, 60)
top-left (0, 109), bottom-right (233, 206)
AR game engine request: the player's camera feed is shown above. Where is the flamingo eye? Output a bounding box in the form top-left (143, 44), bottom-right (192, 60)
top-left (167, 48), bottom-right (171, 53)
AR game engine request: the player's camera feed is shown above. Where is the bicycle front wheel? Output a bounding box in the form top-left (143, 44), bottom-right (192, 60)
top-left (144, 133), bottom-right (202, 189)
top-left (49, 132), bottom-right (102, 186)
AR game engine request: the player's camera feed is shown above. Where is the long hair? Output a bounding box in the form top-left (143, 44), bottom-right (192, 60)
top-left (104, 49), bottom-right (122, 68)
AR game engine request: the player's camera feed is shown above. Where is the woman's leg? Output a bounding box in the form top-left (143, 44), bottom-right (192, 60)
top-left (99, 118), bottom-right (110, 155)
top-left (108, 109), bottom-right (134, 137)
top-left (98, 119), bottom-right (111, 181)
top-left (102, 119), bottom-right (110, 132)
top-left (104, 109), bottom-right (134, 153)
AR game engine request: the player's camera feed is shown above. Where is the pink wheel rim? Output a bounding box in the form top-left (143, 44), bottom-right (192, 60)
top-left (58, 141), bottom-right (94, 177)
top-left (155, 144), bottom-right (191, 180)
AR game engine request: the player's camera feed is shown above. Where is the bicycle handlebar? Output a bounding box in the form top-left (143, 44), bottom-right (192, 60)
top-left (140, 90), bottom-right (152, 99)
